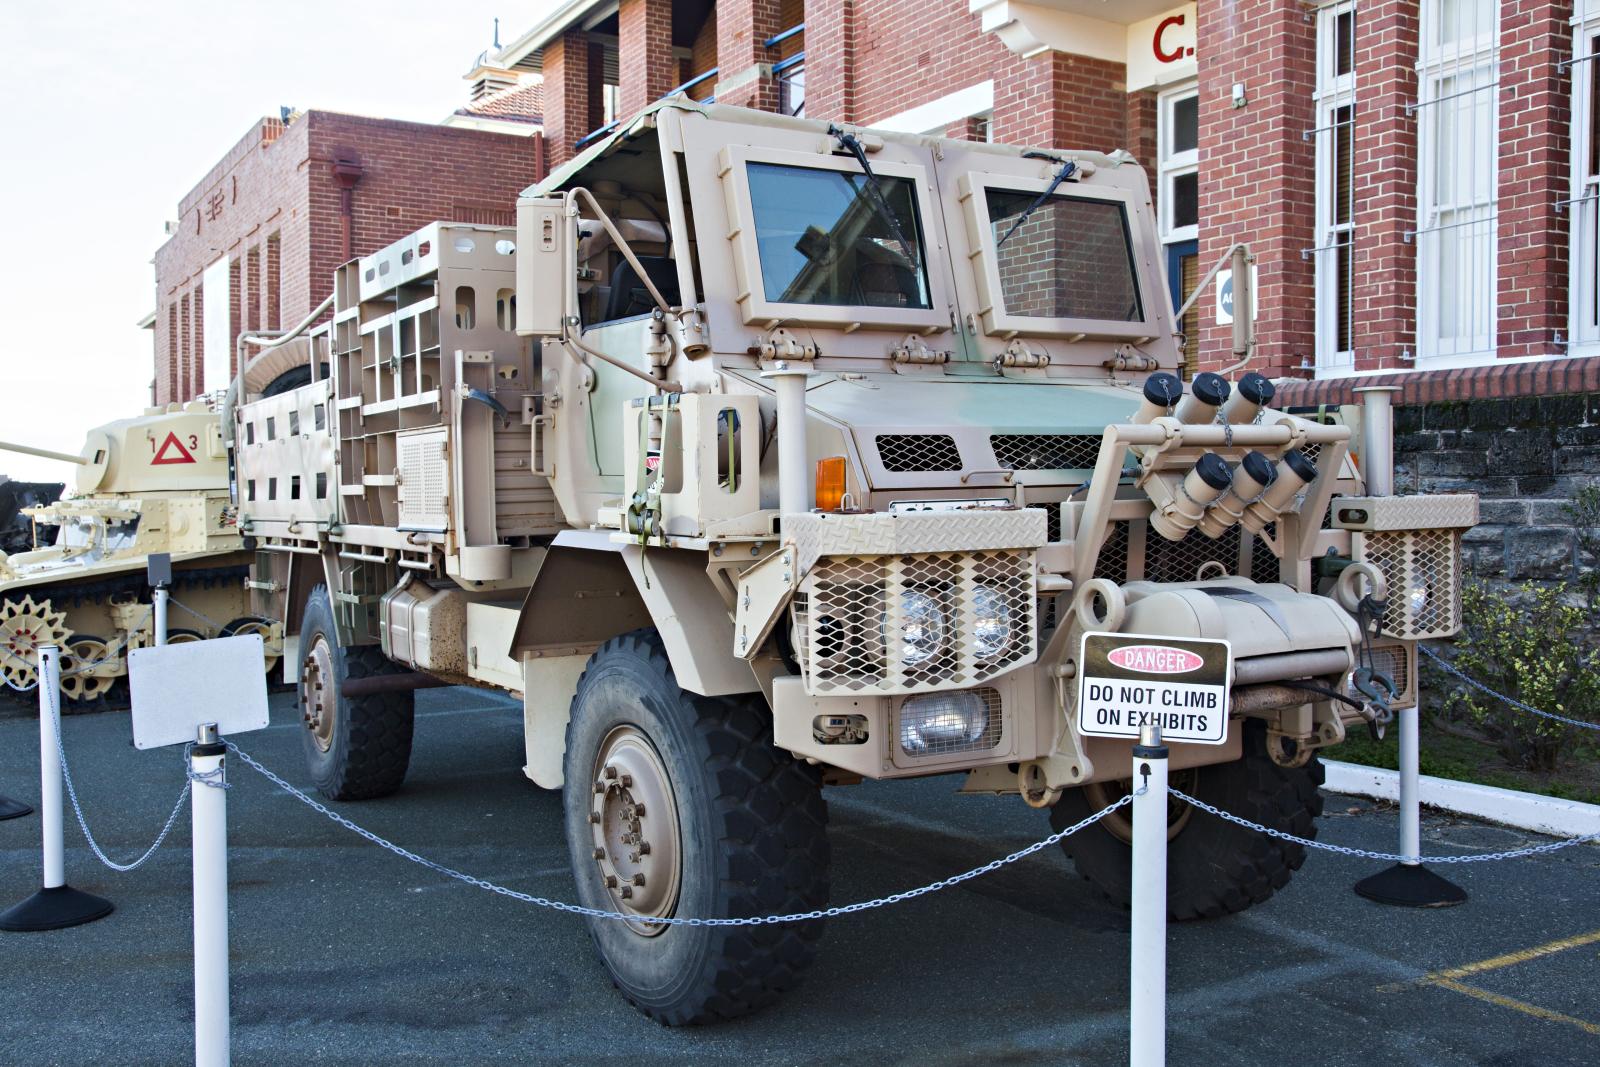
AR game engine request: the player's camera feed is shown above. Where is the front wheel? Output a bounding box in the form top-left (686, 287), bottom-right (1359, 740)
top-left (297, 586), bottom-right (414, 800)
top-left (561, 631), bottom-right (830, 1025)
top-left (1050, 721), bottom-right (1324, 920)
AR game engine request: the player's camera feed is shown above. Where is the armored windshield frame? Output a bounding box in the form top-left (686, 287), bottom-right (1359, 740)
top-left (717, 143), bottom-right (953, 332)
top-left (959, 170), bottom-right (1165, 342)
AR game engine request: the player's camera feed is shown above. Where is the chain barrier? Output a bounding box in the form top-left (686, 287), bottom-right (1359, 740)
top-left (224, 739), bottom-right (1137, 927)
top-left (1171, 788), bottom-right (1600, 864)
top-left (166, 596), bottom-right (228, 635)
top-left (46, 674), bottom-right (192, 873)
top-left (1419, 644), bottom-right (1600, 732)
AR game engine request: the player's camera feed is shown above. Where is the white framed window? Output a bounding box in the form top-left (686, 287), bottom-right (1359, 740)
top-left (1415, 0), bottom-right (1499, 367)
top-left (1313, 2), bottom-right (1356, 376)
top-left (1157, 83), bottom-right (1198, 244)
top-left (1568, 13), bottom-right (1600, 352)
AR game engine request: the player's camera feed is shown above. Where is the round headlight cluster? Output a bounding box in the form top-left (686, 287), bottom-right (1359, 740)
top-left (897, 589), bottom-right (946, 666)
top-left (971, 583), bottom-right (1013, 660)
top-left (887, 585), bottom-right (1015, 666)
top-left (1406, 560), bottom-right (1438, 618)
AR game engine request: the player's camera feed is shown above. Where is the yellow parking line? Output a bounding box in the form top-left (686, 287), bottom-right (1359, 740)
top-left (1377, 928), bottom-right (1600, 993)
top-left (1434, 979), bottom-right (1600, 1037)
top-left (1426, 929), bottom-right (1600, 982)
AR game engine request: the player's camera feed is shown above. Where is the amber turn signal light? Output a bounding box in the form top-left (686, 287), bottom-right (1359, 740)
top-left (815, 456), bottom-right (848, 512)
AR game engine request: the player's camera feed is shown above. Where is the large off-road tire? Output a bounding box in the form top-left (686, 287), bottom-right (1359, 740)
top-left (562, 630), bottom-right (830, 1025)
top-left (1050, 721), bottom-right (1324, 920)
top-left (297, 585), bottom-right (414, 800)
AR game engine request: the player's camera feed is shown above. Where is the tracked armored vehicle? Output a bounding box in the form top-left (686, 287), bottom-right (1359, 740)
top-left (0, 405), bottom-right (281, 708)
top-left (232, 101), bottom-right (1475, 1023)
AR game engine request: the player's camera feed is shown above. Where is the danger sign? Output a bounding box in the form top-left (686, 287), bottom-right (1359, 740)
top-left (1077, 631), bottom-right (1232, 745)
top-left (150, 431), bottom-right (197, 465)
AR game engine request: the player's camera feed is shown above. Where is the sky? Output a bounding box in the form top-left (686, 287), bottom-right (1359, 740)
top-left (0, 1), bottom-right (550, 482)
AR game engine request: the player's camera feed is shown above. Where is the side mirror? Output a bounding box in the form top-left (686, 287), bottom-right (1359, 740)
top-left (515, 196), bottom-right (575, 338)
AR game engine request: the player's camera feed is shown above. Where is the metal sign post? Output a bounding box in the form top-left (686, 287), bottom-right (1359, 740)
top-left (0, 646), bottom-right (114, 931)
top-left (128, 633), bottom-right (268, 1067)
top-left (149, 552), bottom-right (172, 647)
top-left (1129, 723), bottom-right (1168, 1067)
top-left (190, 723), bottom-right (230, 1067)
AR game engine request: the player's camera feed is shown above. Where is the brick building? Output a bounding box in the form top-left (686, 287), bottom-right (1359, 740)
top-left (151, 105), bottom-right (545, 405)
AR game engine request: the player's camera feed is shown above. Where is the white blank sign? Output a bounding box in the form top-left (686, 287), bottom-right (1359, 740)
top-left (128, 634), bottom-right (271, 750)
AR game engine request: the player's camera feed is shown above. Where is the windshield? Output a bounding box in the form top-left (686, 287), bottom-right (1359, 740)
top-left (746, 162), bottom-right (932, 310)
top-left (985, 190), bottom-right (1143, 322)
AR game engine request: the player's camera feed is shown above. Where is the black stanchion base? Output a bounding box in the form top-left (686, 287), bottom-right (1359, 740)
top-left (0, 885), bottom-right (114, 932)
top-left (1354, 863), bottom-right (1468, 908)
top-left (0, 794), bottom-right (31, 820)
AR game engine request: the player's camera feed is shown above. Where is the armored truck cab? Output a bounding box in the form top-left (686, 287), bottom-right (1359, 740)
top-left (232, 101), bottom-right (1475, 1024)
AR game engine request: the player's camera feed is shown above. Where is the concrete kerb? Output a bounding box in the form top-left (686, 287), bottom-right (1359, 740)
top-left (1323, 760), bottom-right (1600, 841)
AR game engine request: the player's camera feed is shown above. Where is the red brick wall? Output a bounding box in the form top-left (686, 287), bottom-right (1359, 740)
top-left (153, 112), bottom-right (539, 403)
top-left (1197, 0), bottom-right (1317, 378)
top-left (1350, 0), bottom-right (1419, 374)
top-left (619, 0), bottom-right (677, 119)
top-left (1498, 0), bottom-right (1572, 360)
top-left (994, 51), bottom-right (1132, 153)
top-left (545, 31), bottom-right (592, 166)
top-left (715, 0), bottom-right (783, 110)
top-left (805, 0), bottom-right (856, 123)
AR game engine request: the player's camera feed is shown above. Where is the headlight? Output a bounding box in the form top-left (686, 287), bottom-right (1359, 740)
top-left (896, 589), bottom-right (946, 666)
top-left (899, 691), bottom-right (989, 755)
top-left (1407, 559), bottom-right (1438, 617)
top-left (971, 583), bottom-right (1012, 660)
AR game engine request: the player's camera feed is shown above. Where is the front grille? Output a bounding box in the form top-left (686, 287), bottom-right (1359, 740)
top-left (1094, 521), bottom-right (1131, 582)
top-left (1145, 525), bottom-right (1243, 583)
top-left (876, 433), bottom-right (961, 472)
top-left (792, 550), bottom-right (1036, 694)
top-left (992, 434), bottom-right (1101, 471)
top-left (1250, 524), bottom-right (1281, 584)
top-left (1360, 529), bottom-right (1462, 639)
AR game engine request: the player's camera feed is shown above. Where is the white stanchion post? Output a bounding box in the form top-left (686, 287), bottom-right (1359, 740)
top-left (0, 646), bottom-right (113, 931)
top-left (154, 585), bottom-right (170, 647)
top-left (39, 647), bottom-right (65, 890)
top-left (1398, 699), bottom-right (1421, 867)
top-left (1353, 693), bottom-right (1466, 906)
top-left (191, 722), bottom-right (230, 1067)
top-left (1129, 723), bottom-right (1168, 1067)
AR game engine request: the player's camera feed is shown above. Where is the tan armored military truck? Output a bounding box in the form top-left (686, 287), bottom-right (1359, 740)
top-left (230, 100), bottom-right (1475, 1024)
top-left (0, 405), bottom-right (282, 708)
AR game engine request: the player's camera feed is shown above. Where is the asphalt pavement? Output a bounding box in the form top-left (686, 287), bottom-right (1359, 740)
top-left (2, 688), bottom-right (1598, 1066)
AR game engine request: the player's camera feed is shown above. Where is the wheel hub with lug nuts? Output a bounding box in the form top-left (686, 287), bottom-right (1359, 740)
top-left (1085, 767), bottom-right (1199, 845)
top-left (301, 637), bottom-right (335, 753)
top-left (589, 725), bottom-right (681, 936)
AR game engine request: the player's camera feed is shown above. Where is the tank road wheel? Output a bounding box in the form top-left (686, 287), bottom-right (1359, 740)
top-left (562, 631), bottom-right (830, 1025)
top-left (164, 628), bottom-right (204, 646)
top-left (57, 635), bottom-right (124, 708)
top-left (1049, 721), bottom-right (1324, 920)
top-left (296, 586), bottom-right (414, 801)
top-left (221, 616), bottom-right (283, 684)
top-left (0, 595), bottom-right (71, 693)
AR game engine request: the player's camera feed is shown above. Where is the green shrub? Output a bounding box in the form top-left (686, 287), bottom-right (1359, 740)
top-left (1444, 581), bottom-right (1600, 772)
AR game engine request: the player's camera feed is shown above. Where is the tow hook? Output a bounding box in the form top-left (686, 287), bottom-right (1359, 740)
top-left (1352, 667), bottom-right (1398, 741)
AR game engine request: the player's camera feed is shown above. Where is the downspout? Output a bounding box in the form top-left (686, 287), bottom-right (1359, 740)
top-left (331, 153), bottom-right (365, 262)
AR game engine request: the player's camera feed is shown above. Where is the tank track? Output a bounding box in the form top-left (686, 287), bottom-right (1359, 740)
top-left (0, 563), bottom-right (251, 713)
